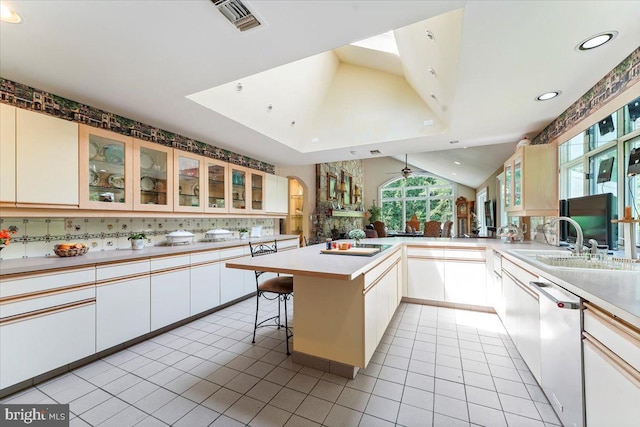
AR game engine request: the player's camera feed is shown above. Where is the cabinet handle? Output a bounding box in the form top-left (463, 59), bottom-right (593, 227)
top-left (0, 298), bottom-right (95, 326)
top-left (583, 332), bottom-right (640, 389)
top-left (503, 270), bottom-right (538, 301)
top-left (363, 258), bottom-right (400, 295)
top-left (0, 282), bottom-right (95, 305)
top-left (584, 302), bottom-right (640, 343)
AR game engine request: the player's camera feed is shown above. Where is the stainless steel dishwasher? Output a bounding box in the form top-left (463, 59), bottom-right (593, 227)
top-left (530, 278), bottom-right (584, 427)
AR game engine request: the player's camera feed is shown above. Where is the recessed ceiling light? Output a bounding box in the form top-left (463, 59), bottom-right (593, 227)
top-left (266, 104), bottom-right (273, 112)
top-left (577, 31), bottom-right (617, 51)
top-left (536, 91), bottom-right (562, 101)
top-left (425, 29), bottom-right (435, 41)
top-left (427, 67), bottom-right (437, 77)
top-left (0, 4), bottom-right (21, 23)
top-left (454, 161), bottom-right (461, 165)
top-left (290, 120), bottom-right (296, 127)
top-left (236, 83), bottom-right (243, 92)
top-left (350, 150), bottom-right (358, 155)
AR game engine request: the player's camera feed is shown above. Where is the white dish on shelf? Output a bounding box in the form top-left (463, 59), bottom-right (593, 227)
top-left (104, 144), bottom-right (124, 165)
top-left (140, 152), bottom-right (154, 169)
top-left (89, 169), bottom-right (99, 186)
top-left (140, 176), bottom-right (156, 191)
top-left (108, 174), bottom-right (125, 189)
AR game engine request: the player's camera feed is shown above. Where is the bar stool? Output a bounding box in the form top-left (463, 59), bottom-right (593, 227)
top-left (249, 240), bottom-right (294, 355)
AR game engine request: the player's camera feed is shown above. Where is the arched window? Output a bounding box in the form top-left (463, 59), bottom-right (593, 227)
top-left (379, 175), bottom-right (454, 232)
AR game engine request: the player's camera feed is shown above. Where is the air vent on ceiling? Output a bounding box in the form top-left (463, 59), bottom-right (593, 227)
top-left (212, 0), bottom-right (261, 32)
top-left (370, 150), bottom-right (382, 155)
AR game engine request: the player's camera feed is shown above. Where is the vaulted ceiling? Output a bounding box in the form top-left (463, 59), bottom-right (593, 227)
top-left (1, 1), bottom-right (639, 187)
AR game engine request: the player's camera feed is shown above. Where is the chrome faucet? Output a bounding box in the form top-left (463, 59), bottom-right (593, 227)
top-left (588, 239), bottom-right (599, 255)
top-left (549, 217), bottom-right (585, 255)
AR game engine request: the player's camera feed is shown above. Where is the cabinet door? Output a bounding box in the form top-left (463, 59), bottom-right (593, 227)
top-left (407, 258), bottom-right (445, 301)
top-left (191, 262), bottom-right (221, 315)
top-left (96, 275), bottom-right (151, 352)
top-left (265, 174), bottom-right (278, 213)
top-left (17, 109), bottom-right (79, 207)
top-left (133, 139), bottom-right (173, 212)
top-left (444, 260), bottom-right (486, 306)
top-left (150, 268), bottom-right (191, 330)
top-left (220, 263), bottom-right (247, 303)
top-left (0, 104), bottom-right (16, 205)
top-left (249, 170), bottom-right (265, 212)
top-left (204, 159), bottom-right (228, 213)
top-left (515, 282), bottom-right (541, 382)
top-left (584, 337), bottom-right (640, 427)
top-left (174, 152), bottom-right (205, 212)
top-left (504, 161), bottom-right (512, 209)
top-left (79, 125), bottom-right (133, 210)
top-left (0, 302), bottom-right (95, 389)
top-left (364, 285), bottom-right (377, 365)
top-left (501, 272), bottom-right (519, 341)
top-left (229, 165), bottom-right (248, 213)
top-left (513, 154), bottom-right (522, 209)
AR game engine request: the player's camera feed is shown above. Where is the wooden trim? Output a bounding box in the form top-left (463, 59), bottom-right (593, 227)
top-left (0, 298), bottom-right (95, 326)
top-left (96, 273), bottom-right (150, 287)
top-left (15, 202), bottom-right (79, 209)
top-left (363, 258), bottom-right (400, 295)
top-left (442, 257), bottom-right (486, 263)
top-left (407, 255), bottom-right (442, 261)
top-left (502, 269), bottom-right (538, 300)
top-left (0, 282), bottom-right (95, 304)
top-left (584, 302), bottom-right (640, 345)
top-left (1, 266), bottom-right (95, 281)
top-left (219, 254), bottom-right (248, 262)
top-left (190, 259), bottom-right (222, 269)
top-left (150, 265), bottom-right (191, 276)
top-left (583, 332), bottom-right (640, 389)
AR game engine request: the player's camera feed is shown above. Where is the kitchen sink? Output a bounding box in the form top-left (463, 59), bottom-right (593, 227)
top-left (510, 249), bottom-right (638, 271)
top-left (509, 249), bottom-right (573, 257)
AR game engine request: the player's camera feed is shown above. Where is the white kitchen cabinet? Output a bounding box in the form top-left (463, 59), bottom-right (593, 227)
top-left (150, 255), bottom-right (191, 330)
top-left (583, 303), bottom-right (640, 427)
top-left (501, 271), bottom-right (519, 340)
top-left (190, 250), bottom-right (222, 315)
top-left (406, 246), bottom-right (445, 301)
top-left (265, 174), bottom-right (288, 214)
top-left (220, 247), bottom-right (250, 304)
top-left (0, 104), bottom-right (16, 205)
top-left (443, 248), bottom-right (487, 306)
top-left (96, 260), bottom-right (151, 352)
top-left (15, 109), bottom-right (79, 207)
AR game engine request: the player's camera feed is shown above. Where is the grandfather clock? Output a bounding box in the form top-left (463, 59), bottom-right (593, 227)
top-left (455, 196), bottom-right (474, 237)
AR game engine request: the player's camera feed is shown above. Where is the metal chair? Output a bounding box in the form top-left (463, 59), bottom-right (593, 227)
top-left (249, 240), bottom-right (294, 355)
top-left (423, 220), bottom-right (442, 237)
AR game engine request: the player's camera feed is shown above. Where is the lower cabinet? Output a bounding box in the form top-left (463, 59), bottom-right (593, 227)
top-left (151, 255), bottom-right (191, 330)
top-left (583, 303), bottom-right (640, 427)
top-left (0, 301), bottom-right (96, 389)
top-left (190, 259), bottom-right (221, 315)
top-left (220, 247), bottom-right (250, 304)
top-left (407, 247), bottom-right (444, 301)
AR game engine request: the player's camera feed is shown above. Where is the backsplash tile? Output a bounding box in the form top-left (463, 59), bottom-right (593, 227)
top-left (0, 216), bottom-right (274, 260)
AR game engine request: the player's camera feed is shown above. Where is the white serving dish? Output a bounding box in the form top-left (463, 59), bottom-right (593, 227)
top-left (166, 230), bottom-right (194, 245)
top-left (205, 229), bottom-right (232, 242)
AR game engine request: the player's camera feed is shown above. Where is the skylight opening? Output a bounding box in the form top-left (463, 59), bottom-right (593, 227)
top-left (350, 31), bottom-right (399, 55)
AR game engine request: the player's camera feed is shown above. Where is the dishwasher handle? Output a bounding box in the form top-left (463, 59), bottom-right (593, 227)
top-left (530, 281), bottom-right (580, 309)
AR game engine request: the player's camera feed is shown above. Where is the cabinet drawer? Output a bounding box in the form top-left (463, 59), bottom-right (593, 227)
top-left (97, 260), bottom-right (150, 281)
top-left (406, 246), bottom-right (443, 258)
top-left (219, 247), bottom-right (245, 260)
top-left (150, 254), bottom-right (190, 272)
top-left (278, 238), bottom-right (299, 250)
top-left (584, 303), bottom-right (640, 372)
top-left (191, 250), bottom-right (221, 265)
top-left (444, 248), bottom-right (485, 261)
top-left (1, 287), bottom-right (95, 319)
top-left (1, 268), bottom-right (95, 299)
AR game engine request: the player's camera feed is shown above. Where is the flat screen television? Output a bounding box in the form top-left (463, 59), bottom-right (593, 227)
top-left (484, 200), bottom-right (496, 228)
top-left (565, 193), bottom-right (617, 250)
top-left (628, 147), bottom-right (640, 177)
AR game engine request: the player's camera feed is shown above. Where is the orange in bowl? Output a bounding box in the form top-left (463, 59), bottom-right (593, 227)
top-left (338, 242), bottom-right (349, 250)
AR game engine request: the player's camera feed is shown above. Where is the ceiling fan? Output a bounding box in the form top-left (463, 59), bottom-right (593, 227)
top-left (387, 154), bottom-right (412, 178)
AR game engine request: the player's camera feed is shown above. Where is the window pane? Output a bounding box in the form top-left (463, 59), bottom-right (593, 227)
top-left (406, 188), bottom-right (426, 197)
top-left (590, 148), bottom-right (617, 197)
top-left (382, 189), bottom-right (401, 198)
top-left (567, 163), bottom-right (584, 198)
top-left (405, 200), bottom-right (426, 223)
top-left (560, 133), bottom-right (586, 164)
top-left (381, 200), bottom-right (402, 232)
top-left (623, 96), bottom-right (640, 135)
top-left (386, 179), bottom-right (404, 188)
top-left (430, 187), bottom-right (453, 197)
top-left (589, 112), bottom-right (618, 149)
top-left (430, 199), bottom-right (453, 221)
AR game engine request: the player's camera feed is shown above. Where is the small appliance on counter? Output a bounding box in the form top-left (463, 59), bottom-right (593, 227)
top-left (166, 230), bottom-right (194, 245)
top-left (204, 229), bottom-right (233, 242)
top-left (498, 223), bottom-right (527, 243)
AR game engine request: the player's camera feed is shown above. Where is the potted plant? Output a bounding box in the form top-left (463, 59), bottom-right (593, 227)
top-left (348, 229), bottom-right (366, 246)
top-left (128, 232), bottom-right (147, 250)
top-left (368, 202), bottom-right (381, 223)
top-left (238, 227), bottom-right (249, 240)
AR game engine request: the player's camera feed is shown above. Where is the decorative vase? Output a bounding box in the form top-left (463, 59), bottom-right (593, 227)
top-left (131, 239), bottom-right (145, 250)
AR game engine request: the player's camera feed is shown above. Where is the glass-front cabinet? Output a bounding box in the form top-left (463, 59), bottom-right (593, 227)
top-left (133, 140), bottom-right (173, 211)
top-left (205, 159), bottom-right (228, 213)
top-left (79, 125), bottom-right (133, 210)
top-left (513, 154), bottom-right (522, 209)
top-left (174, 152), bottom-right (204, 212)
top-left (504, 162), bottom-right (512, 209)
top-left (229, 165), bottom-right (248, 213)
top-left (250, 171), bottom-right (265, 212)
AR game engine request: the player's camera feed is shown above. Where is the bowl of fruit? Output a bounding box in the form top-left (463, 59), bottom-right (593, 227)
top-left (54, 243), bottom-right (89, 257)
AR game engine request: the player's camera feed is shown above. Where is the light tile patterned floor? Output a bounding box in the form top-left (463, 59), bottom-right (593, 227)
top-left (1, 298), bottom-right (562, 426)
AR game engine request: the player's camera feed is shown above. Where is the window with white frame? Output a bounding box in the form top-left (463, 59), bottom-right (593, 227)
top-left (380, 175), bottom-right (454, 232)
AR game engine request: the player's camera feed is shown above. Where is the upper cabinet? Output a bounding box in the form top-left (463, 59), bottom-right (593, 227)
top-left (0, 104), bottom-right (16, 206)
top-left (265, 174), bottom-right (288, 214)
top-left (204, 158), bottom-right (229, 213)
top-left (229, 165), bottom-right (248, 214)
top-left (249, 170), bottom-right (265, 213)
top-left (7, 109), bottom-right (79, 208)
top-left (504, 144), bottom-right (558, 216)
top-left (174, 151), bottom-right (205, 212)
top-left (79, 125), bottom-right (133, 210)
top-left (133, 139), bottom-right (173, 212)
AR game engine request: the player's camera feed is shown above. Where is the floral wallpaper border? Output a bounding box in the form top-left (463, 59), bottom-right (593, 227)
top-left (533, 46), bottom-right (640, 145)
top-left (0, 78), bottom-right (275, 174)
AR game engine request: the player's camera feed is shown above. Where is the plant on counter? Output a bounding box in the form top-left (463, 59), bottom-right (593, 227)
top-left (367, 201), bottom-right (381, 223)
top-left (127, 232), bottom-right (147, 240)
top-left (239, 227), bottom-right (249, 239)
top-left (348, 229), bottom-right (366, 245)
top-left (128, 232), bottom-right (147, 250)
